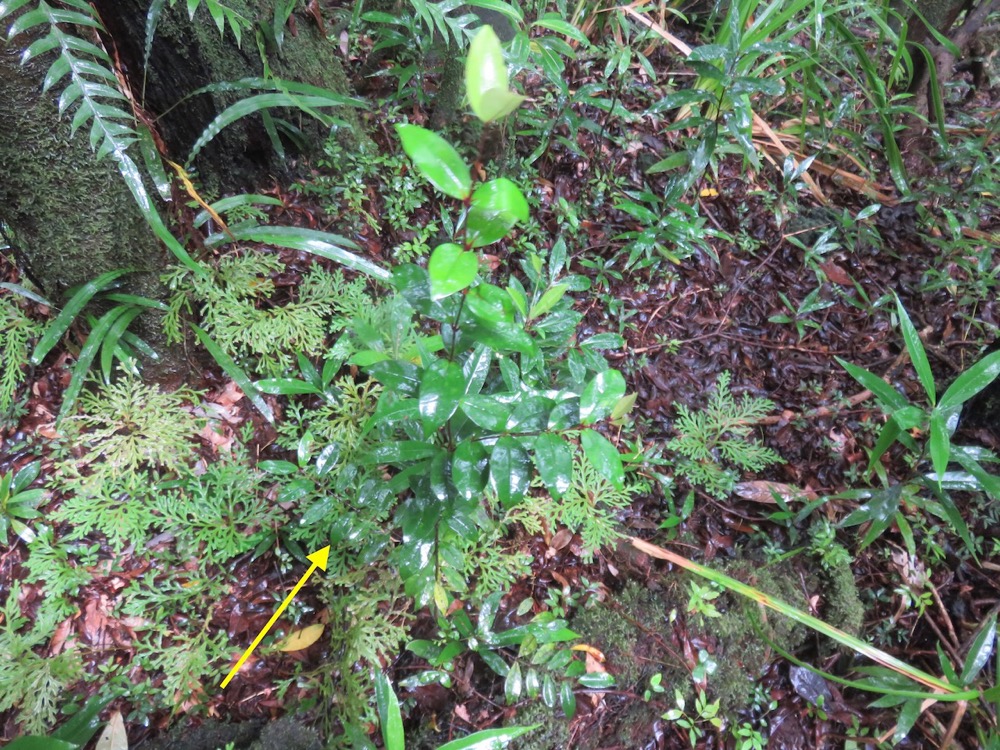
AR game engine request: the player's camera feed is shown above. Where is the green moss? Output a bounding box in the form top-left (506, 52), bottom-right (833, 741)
top-left (507, 701), bottom-right (572, 750)
top-left (821, 556), bottom-right (865, 640)
top-left (711, 557), bottom-right (810, 709)
top-left (570, 581), bottom-right (687, 694)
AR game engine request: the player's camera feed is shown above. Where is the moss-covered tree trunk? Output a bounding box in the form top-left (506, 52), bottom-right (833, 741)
top-left (92, 0), bottom-right (361, 194)
top-left (0, 30), bottom-right (163, 298)
top-left (0, 1), bottom-right (361, 378)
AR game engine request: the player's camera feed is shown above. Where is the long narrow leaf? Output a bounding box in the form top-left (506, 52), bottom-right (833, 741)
top-left (206, 225), bottom-right (391, 281)
top-left (0, 283), bottom-right (51, 306)
top-left (629, 536), bottom-right (963, 694)
top-left (190, 323), bottom-right (274, 423)
top-left (57, 306), bottom-right (132, 424)
top-left (31, 268), bottom-right (131, 365)
top-left (99, 305), bottom-right (145, 381)
top-left (893, 293), bottom-right (935, 404)
top-left (187, 93), bottom-right (353, 162)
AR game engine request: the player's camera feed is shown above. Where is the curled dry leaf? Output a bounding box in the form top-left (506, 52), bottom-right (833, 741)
top-left (734, 481), bottom-right (818, 504)
top-left (95, 710), bottom-right (128, 750)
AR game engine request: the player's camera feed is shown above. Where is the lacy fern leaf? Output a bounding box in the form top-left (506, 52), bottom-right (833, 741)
top-left (668, 371), bottom-right (782, 498)
top-left (0, 294), bottom-right (43, 413)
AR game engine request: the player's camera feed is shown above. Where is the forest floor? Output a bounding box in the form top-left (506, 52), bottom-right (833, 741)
top-left (2, 14), bottom-right (1000, 750)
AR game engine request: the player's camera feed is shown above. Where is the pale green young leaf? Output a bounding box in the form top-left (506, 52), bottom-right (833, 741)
top-left (466, 25), bottom-right (525, 122)
top-left (395, 123), bottom-right (471, 200)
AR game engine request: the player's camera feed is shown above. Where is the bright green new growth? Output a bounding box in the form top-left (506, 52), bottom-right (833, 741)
top-left (165, 251), bottom-right (371, 377)
top-left (668, 371), bottom-right (782, 497)
top-left (51, 376), bottom-right (203, 549)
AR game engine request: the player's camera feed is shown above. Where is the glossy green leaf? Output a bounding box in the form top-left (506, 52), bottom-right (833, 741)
top-left (419, 359), bottom-right (465, 433)
top-left (893, 698), bottom-right (922, 744)
top-left (542, 673), bottom-right (557, 707)
top-left (396, 123), bottom-right (471, 200)
top-left (928, 411), bottom-right (951, 481)
top-left (960, 613), bottom-right (996, 685)
top-left (505, 661), bottom-right (523, 703)
top-left (32, 268), bottom-right (130, 365)
top-left (375, 672), bottom-right (405, 750)
top-left (505, 395), bottom-right (553, 432)
top-left (462, 394), bottom-right (514, 431)
top-left (207, 224), bottom-right (389, 281)
top-left (580, 429), bottom-right (625, 490)
top-left (191, 324), bottom-right (274, 423)
top-left (429, 242), bottom-right (478, 299)
top-left (560, 680), bottom-right (577, 717)
top-left (940, 350), bottom-right (1000, 409)
top-left (255, 378), bottom-right (322, 396)
top-left (529, 283), bottom-right (568, 319)
top-left (436, 725), bottom-right (539, 750)
top-left (579, 333), bottom-right (625, 350)
top-left (835, 357), bottom-right (909, 412)
top-left (50, 696), bottom-right (113, 747)
top-left (453, 440), bottom-right (489, 499)
top-left (466, 178), bottom-right (529, 247)
top-left (490, 436), bottom-right (532, 508)
top-left (462, 344), bottom-right (493, 396)
top-left (368, 441), bottom-right (439, 464)
top-left (5, 739), bottom-right (76, 750)
top-left (466, 282), bottom-right (515, 325)
top-left (578, 672), bottom-right (615, 688)
top-left (533, 433), bottom-right (573, 499)
top-left (893, 294), bottom-right (935, 405)
top-left (188, 90), bottom-right (362, 162)
top-left (580, 370), bottom-right (627, 424)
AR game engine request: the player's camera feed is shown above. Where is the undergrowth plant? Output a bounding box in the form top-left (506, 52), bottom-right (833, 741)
top-left (837, 293), bottom-right (1000, 553)
top-left (667, 371), bottom-right (782, 498)
top-left (0, 291), bottom-right (44, 415)
top-left (0, 584), bottom-right (83, 735)
top-left (51, 375), bottom-right (203, 549)
top-left (165, 250), bottom-right (372, 377)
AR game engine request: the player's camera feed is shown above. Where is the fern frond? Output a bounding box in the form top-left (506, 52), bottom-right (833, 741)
top-left (668, 371), bottom-right (782, 497)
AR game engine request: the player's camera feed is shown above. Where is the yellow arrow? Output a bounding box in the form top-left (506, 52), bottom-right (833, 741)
top-left (220, 545), bottom-right (330, 689)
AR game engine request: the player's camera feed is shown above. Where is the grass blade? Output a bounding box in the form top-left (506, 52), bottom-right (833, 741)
top-left (630, 536), bottom-right (964, 694)
top-left (31, 268), bottom-right (131, 365)
top-left (190, 323), bottom-right (274, 423)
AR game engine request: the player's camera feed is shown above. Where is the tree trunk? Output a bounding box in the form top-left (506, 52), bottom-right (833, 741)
top-left (0, 1), bottom-right (361, 378)
top-left (0, 29), bottom-right (163, 298)
top-left (92, 0), bottom-right (361, 195)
